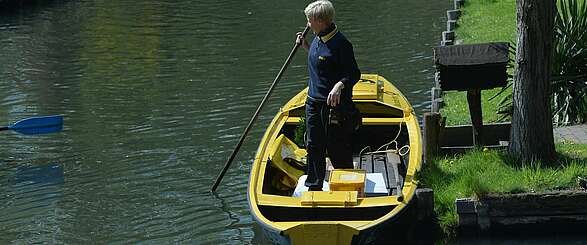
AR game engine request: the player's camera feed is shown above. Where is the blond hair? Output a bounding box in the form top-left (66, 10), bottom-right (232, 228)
top-left (304, 0), bottom-right (335, 23)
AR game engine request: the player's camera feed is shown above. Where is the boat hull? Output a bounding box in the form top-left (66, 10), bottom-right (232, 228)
top-left (251, 197), bottom-right (421, 244)
top-left (248, 74), bottom-right (423, 244)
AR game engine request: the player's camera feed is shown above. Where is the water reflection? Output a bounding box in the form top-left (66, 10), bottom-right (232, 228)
top-left (1, 163), bottom-right (64, 243)
top-left (1, 0), bottom-right (451, 243)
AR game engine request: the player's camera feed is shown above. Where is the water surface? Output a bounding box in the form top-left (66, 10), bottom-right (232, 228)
top-left (0, 0), bottom-right (450, 243)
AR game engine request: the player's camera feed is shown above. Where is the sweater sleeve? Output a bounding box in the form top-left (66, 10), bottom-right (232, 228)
top-left (337, 40), bottom-right (361, 88)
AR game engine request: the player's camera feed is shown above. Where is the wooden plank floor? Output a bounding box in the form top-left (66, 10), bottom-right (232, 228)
top-left (352, 151), bottom-right (404, 195)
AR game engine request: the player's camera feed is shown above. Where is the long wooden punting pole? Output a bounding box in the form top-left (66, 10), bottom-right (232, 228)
top-left (211, 26), bottom-right (310, 192)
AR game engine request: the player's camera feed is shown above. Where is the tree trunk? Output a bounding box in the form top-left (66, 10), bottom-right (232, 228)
top-left (510, 0), bottom-right (557, 164)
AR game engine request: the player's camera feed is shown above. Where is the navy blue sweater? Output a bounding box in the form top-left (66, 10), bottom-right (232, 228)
top-left (307, 24), bottom-right (361, 102)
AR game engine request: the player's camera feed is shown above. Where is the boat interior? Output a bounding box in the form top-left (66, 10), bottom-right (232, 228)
top-left (253, 76), bottom-right (420, 222)
top-left (261, 101), bottom-right (411, 199)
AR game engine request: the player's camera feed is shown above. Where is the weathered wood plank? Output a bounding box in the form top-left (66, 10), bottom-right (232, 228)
top-left (456, 191), bottom-right (587, 231)
top-left (482, 191), bottom-right (587, 217)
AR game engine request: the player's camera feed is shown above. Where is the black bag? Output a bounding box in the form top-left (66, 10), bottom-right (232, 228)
top-left (349, 106), bottom-right (362, 132)
top-left (328, 106), bottom-right (361, 132)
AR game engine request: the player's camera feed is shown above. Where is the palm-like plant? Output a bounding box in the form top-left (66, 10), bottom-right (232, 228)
top-left (551, 0), bottom-right (587, 125)
top-left (494, 0), bottom-right (587, 125)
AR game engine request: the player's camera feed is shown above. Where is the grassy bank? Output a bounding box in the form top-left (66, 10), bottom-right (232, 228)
top-left (440, 0), bottom-right (516, 125)
top-left (428, 0), bottom-right (587, 235)
top-left (420, 143), bottom-right (587, 234)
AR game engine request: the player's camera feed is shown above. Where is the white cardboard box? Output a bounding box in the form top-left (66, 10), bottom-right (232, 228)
top-left (365, 173), bottom-right (389, 197)
top-left (293, 173), bottom-right (388, 197)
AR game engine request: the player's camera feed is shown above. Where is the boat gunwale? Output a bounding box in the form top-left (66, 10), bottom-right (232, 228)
top-left (247, 74), bottom-right (422, 231)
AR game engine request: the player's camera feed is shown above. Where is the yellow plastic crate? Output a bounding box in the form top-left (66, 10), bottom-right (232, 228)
top-left (352, 77), bottom-right (381, 100)
top-left (300, 191), bottom-right (358, 206)
top-left (329, 169), bottom-right (366, 196)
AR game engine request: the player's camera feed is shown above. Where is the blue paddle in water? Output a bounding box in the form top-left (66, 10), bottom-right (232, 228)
top-left (0, 115), bottom-right (63, 135)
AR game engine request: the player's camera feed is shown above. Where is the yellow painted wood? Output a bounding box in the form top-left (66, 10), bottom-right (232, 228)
top-left (352, 79), bottom-right (380, 100)
top-left (256, 193), bottom-right (403, 207)
top-left (268, 134), bottom-right (305, 183)
top-left (329, 169), bottom-right (366, 196)
top-left (283, 223), bottom-right (359, 245)
top-left (300, 191), bottom-right (358, 206)
top-left (247, 74), bottom-right (424, 241)
top-left (285, 116), bottom-right (406, 125)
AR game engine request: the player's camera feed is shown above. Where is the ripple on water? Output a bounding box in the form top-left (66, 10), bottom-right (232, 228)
top-left (0, 0), bottom-right (453, 243)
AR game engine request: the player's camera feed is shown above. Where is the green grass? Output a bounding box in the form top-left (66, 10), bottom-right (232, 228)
top-left (440, 0), bottom-right (517, 125)
top-left (441, 87), bottom-right (511, 125)
top-left (456, 0), bottom-right (517, 44)
top-left (420, 143), bottom-right (587, 234)
top-left (430, 0), bottom-right (587, 236)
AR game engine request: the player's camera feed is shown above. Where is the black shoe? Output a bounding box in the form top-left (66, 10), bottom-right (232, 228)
top-left (308, 186), bottom-right (323, 191)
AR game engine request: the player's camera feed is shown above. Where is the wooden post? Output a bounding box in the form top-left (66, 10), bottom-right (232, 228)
top-left (432, 74), bottom-right (442, 112)
top-left (467, 89), bottom-right (483, 146)
top-left (441, 40), bottom-right (454, 46)
top-left (442, 31), bottom-right (455, 43)
top-left (416, 188), bottom-right (434, 222)
top-left (455, 198), bottom-right (477, 227)
top-left (454, 0), bottom-right (465, 9)
top-left (447, 10), bottom-right (461, 21)
top-left (431, 87), bottom-right (442, 113)
top-left (423, 112), bottom-right (441, 165)
top-left (447, 20), bottom-right (457, 31)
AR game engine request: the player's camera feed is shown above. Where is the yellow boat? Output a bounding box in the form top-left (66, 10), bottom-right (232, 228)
top-left (248, 74), bottom-right (422, 244)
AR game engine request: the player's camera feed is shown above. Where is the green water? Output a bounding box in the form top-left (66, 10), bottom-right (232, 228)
top-left (0, 0), bottom-right (454, 243)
